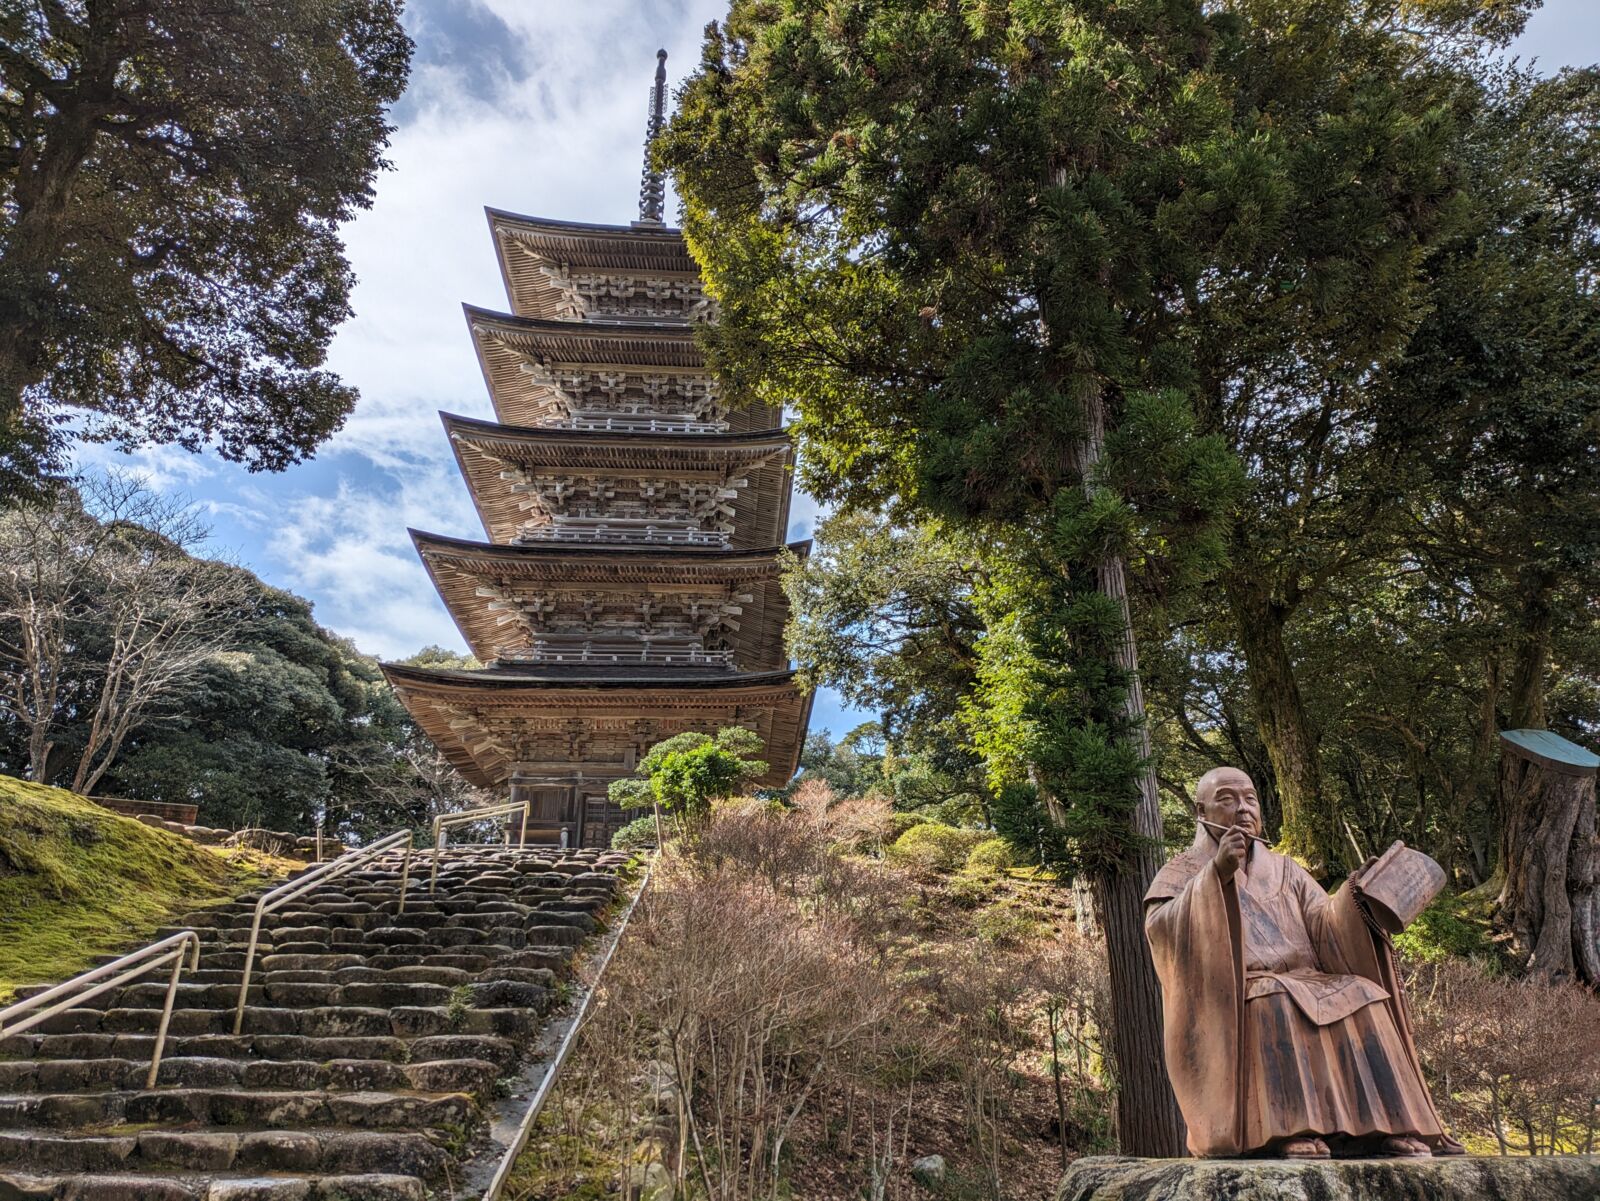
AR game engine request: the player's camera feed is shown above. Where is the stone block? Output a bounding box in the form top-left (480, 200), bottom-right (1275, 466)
top-left (1057, 1155), bottom-right (1600, 1201)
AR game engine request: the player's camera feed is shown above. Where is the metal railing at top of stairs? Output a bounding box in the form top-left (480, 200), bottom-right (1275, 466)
top-left (0, 930), bottom-right (201, 1088)
top-left (428, 799), bottom-right (535, 895)
top-left (232, 828), bottom-right (414, 1036)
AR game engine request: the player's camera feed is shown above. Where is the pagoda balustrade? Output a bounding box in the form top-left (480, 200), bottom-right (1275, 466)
top-left (500, 358), bottom-right (726, 423)
top-left (519, 258), bottom-right (717, 323)
top-left (560, 415), bottom-right (727, 434)
top-left (500, 643), bottom-right (738, 669)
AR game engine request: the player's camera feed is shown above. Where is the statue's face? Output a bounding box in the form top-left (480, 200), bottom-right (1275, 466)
top-left (1196, 768), bottom-right (1261, 837)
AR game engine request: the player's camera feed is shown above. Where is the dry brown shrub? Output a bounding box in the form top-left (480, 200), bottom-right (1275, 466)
top-left (612, 863), bottom-right (919, 1200)
top-left (790, 775), bottom-right (898, 853)
top-left (1408, 957), bottom-right (1600, 1154)
top-left (521, 801), bottom-right (1107, 1201)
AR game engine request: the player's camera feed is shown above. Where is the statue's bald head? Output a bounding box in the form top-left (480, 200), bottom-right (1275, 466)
top-left (1194, 766), bottom-right (1261, 836)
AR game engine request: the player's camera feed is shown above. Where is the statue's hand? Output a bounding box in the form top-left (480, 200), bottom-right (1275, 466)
top-left (1213, 825), bottom-right (1249, 882)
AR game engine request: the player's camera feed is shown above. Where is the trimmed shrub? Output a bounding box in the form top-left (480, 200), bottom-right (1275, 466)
top-left (611, 814), bottom-right (659, 851)
top-left (886, 822), bottom-right (987, 873)
top-left (886, 811), bottom-right (934, 840)
top-left (965, 836), bottom-right (1014, 875)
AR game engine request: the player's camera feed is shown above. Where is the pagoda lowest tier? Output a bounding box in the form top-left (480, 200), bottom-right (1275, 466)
top-left (411, 528), bottom-right (807, 672)
top-left (381, 54), bottom-right (810, 848)
top-left (384, 662), bottom-right (811, 846)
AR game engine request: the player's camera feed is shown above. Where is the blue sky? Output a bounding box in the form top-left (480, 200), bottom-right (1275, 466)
top-left (73, 0), bottom-right (1600, 744)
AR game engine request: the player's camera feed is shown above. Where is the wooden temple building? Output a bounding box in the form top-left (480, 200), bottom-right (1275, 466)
top-left (383, 51), bottom-right (811, 848)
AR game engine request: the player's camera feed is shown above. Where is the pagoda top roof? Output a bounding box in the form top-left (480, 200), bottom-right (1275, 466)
top-left (486, 206), bottom-right (688, 248)
top-left (486, 208), bottom-right (699, 319)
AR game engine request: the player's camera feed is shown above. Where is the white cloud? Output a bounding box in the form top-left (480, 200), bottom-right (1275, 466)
top-left (261, 460), bottom-right (481, 660)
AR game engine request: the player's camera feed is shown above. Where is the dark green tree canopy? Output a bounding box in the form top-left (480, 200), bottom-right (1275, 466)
top-left (0, 0), bottom-right (412, 495)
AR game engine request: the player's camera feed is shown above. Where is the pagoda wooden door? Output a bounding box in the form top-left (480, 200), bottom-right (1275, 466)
top-left (579, 794), bottom-right (629, 848)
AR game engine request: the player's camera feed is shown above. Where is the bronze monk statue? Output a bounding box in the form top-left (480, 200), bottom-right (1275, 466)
top-left (1143, 766), bottom-right (1466, 1159)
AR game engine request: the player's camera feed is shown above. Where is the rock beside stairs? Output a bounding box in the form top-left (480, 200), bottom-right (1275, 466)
top-left (1057, 1155), bottom-right (1600, 1201)
top-left (0, 846), bottom-right (634, 1201)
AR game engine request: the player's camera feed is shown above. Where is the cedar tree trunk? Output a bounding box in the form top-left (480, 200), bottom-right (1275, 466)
top-left (1505, 574), bottom-right (1555, 731)
top-left (1080, 392), bottom-right (1188, 1158)
top-left (1223, 573), bottom-right (1334, 870)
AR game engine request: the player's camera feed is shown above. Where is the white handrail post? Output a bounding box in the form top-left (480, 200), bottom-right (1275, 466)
top-left (430, 816), bottom-right (445, 896)
top-left (397, 840), bottom-right (412, 915)
top-left (232, 907), bottom-right (264, 1037)
top-left (0, 931), bottom-right (200, 1092)
top-left (146, 940), bottom-right (189, 1088)
top-left (520, 799), bottom-right (529, 849)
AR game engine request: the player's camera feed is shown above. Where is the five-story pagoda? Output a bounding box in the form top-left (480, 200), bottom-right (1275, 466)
top-left (383, 51), bottom-right (811, 847)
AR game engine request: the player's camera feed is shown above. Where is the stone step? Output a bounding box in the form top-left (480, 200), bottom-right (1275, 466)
top-left (0, 1128), bottom-right (448, 1180)
top-left (0, 1085), bottom-right (475, 1131)
top-left (0, 847), bottom-right (627, 1199)
top-left (0, 1171), bottom-right (426, 1200)
top-left (0, 1056), bottom-right (499, 1096)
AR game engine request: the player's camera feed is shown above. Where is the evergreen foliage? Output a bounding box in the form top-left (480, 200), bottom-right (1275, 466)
top-left (0, 0), bottom-right (413, 497)
top-left (662, 0), bottom-right (1555, 1148)
top-left (610, 726), bottom-right (769, 830)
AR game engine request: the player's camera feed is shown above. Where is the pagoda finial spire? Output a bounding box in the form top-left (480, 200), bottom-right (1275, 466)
top-left (637, 48), bottom-right (669, 226)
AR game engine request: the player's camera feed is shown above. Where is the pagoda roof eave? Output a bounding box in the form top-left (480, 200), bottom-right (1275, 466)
top-left (383, 660), bottom-right (810, 789)
top-left (442, 410), bottom-right (790, 453)
top-left (464, 306), bottom-right (709, 417)
top-left (443, 412), bottom-right (794, 547)
top-left (409, 529), bottom-right (806, 668)
top-left (409, 527), bottom-right (811, 565)
top-left (382, 662), bottom-right (800, 693)
top-left (465, 304), bottom-right (700, 343)
top-left (485, 206), bottom-right (685, 240)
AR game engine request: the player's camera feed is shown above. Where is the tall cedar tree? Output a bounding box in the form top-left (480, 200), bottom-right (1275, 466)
top-left (0, 0), bottom-right (412, 497)
top-left (662, 0), bottom-right (1518, 1150)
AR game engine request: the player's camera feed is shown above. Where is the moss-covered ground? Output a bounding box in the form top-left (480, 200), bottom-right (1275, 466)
top-left (0, 775), bottom-right (294, 1001)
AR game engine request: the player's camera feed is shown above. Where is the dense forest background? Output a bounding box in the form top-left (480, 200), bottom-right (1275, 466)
top-left (0, 475), bottom-right (480, 839)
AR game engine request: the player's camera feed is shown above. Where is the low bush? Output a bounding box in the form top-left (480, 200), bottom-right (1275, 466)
top-left (885, 810), bottom-right (933, 840)
top-left (611, 814), bottom-right (658, 851)
top-left (965, 836), bottom-right (1015, 875)
top-left (974, 905), bottom-right (1045, 946)
top-left (886, 822), bottom-right (987, 873)
top-left (1408, 957), bottom-right (1600, 1153)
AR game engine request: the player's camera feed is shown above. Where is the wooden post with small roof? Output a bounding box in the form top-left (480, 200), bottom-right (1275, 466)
top-left (1497, 727), bottom-right (1600, 985)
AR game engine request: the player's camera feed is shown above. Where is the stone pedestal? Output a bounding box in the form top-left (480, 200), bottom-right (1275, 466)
top-left (1057, 1155), bottom-right (1600, 1201)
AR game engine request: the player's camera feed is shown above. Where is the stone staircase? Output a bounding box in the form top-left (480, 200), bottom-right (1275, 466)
top-left (0, 846), bottom-right (632, 1200)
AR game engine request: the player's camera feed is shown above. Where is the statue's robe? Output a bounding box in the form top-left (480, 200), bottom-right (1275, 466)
top-left (1144, 837), bottom-right (1445, 1156)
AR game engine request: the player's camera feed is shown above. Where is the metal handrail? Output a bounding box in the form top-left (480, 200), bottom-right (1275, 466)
top-left (0, 930), bottom-right (200, 1088)
top-left (232, 829), bottom-right (414, 1035)
top-left (429, 800), bottom-right (532, 895)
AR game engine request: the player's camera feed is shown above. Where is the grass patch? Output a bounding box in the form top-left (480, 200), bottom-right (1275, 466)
top-left (0, 775), bottom-right (291, 1001)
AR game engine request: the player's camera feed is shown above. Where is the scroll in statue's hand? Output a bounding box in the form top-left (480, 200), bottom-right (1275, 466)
top-left (1351, 841), bottom-right (1446, 934)
top-left (1212, 825), bottom-right (1249, 882)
